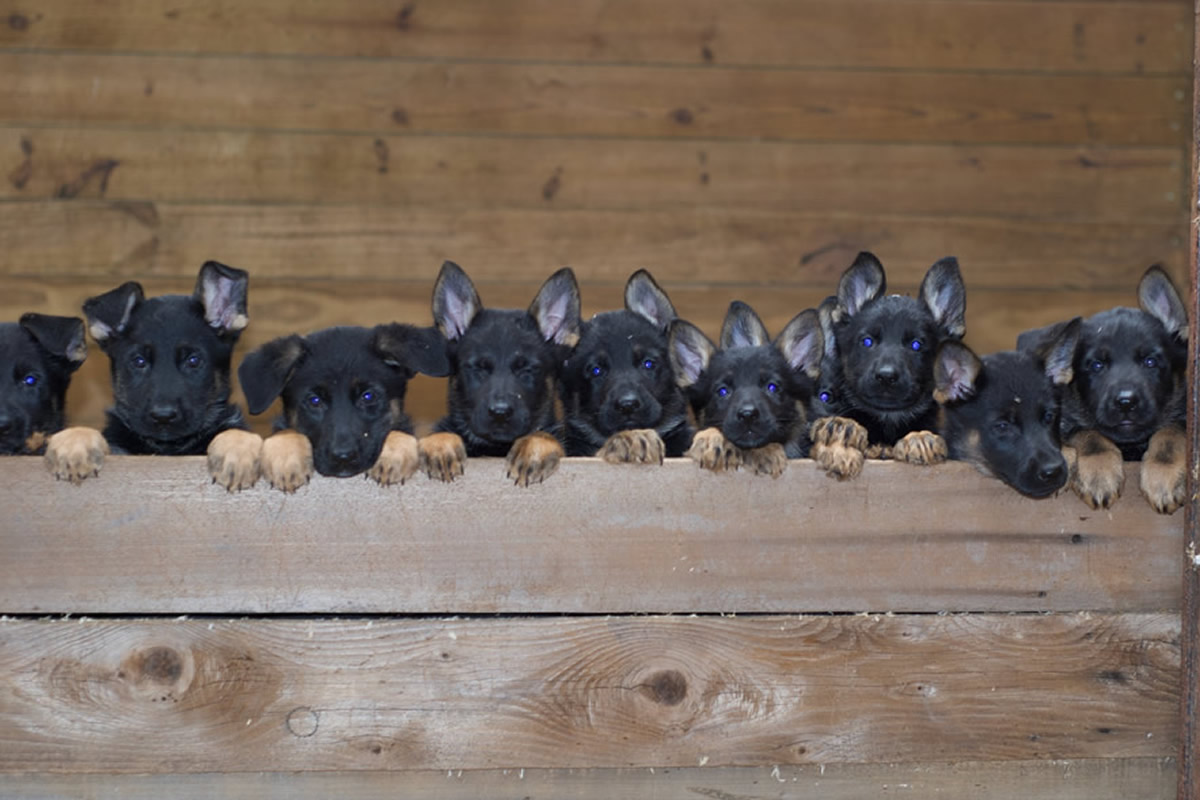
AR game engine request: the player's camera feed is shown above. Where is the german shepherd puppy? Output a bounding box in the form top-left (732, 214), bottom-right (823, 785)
top-left (422, 261), bottom-right (580, 487)
top-left (809, 252), bottom-right (967, 480)
top-left (237, 324), bottom-right (449, 492)
top-left (933, 319), bottom-right (1080, 498)
top-left (0, 313), bottom-right (87, 457)
top-left (668, 301), bottom-right (823, 477)
top-left (1017, 266), bottom-right (1188, 513)
top-left (559, 269), bottom-right (692, 463)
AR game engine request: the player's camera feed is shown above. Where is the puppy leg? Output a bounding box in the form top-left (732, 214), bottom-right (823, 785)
top-left (1140, 425), bottom-right (1186, 514)
top-left (1067, 430), bottom-right (1124, 509)
top-left (599, 429), bottom-right (665, 465)
top-left (892, 430), bottom-right (948, 466)
top-left (260, 429), bottom-right (313, 493)
top-left (743, 442), bottom-right (788, 478)
top-left (420, 432), bottom-right (467, 482)
top-left (44, 427), bottom-right (109, 484)
top-left (368, 430), bottom-right (420, 486)
top-left (686, 427), bottom-right (743, 472)
top-left (506, 431), bottom-right (564, 487)
top-left (809, 416), bottom-right (868, 480)
top-left (207, 429), bottom-right (263, 491)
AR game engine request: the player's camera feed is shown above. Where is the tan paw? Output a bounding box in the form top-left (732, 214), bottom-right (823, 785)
top-left (44, 427), bottom-right (109, 484)
top-left (686, 427), bottom-right (743, 472)
top-left (892, 430), bottom-right (948, 466)
top-left (419, 432), bottom-right (467, 482)
top-left (743, 442), bottom-right (787, 478)
top-left (599, 429), bottom-right (665, 465)
top-left (506, 431), bottom-right (564, 487)
top-left (1140, 426), bottom-right (1186, 514)
top-left (206, 429), bottom-right (263, 491)
top-left (261, 430), bottom-right (313, 493)
top-left (1067, 430), bottom-right (1124, 510)
top-left (809, 416), bottom-right (868, 480)
top-left (368, 430), bottom-right (420, 486)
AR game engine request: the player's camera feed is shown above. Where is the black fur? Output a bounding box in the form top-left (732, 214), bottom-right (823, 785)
top-left (0, 314), bottom-right (88, 453)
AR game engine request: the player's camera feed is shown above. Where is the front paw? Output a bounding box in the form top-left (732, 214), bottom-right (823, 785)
top-left (44, 427), bottom-right (109, 484)
top-left (368, 430), bottom-right (420, 486)
top-left (506, 431), bottom-right (564, 487)
top-left (599, 429), bottom-right (665, 465)
top-left (892, 430), bottom-right (947, 466)
top-left (261, 430), bottom-right (313, 493)
top-left (206, 429), bottom-right (263, 491)
top-left (1140, 426), bottom-right (1186, 514)
top-left (743, 442), bottom-right (787, 478)
top-left (686, 427), bottom-right (742, 472)
top-left (420, 432), bottom-right (466, 482)
top-left (809, 416), bottom-right (867, 480)
top-left (1067, 431), bottom-right (1124, 509)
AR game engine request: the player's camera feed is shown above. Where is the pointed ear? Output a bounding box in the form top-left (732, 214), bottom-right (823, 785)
top-left (835, 252), bottom-right (886, 320)
top-left (933, 341), bottom-right (981, 405)
top-left (83, 281), bottom-right (144, 344)
top-left (1138, 265), bottom-right (1188, 341)
top-left (373, 324), bottom-right (450, 378)
top-left (432, 261), bottom-right (482, 341)
top-left (529, 267), bottom-right (581, 347)
top-left (1041, 317), bottom-right (1081, 386)
top-left (719, 301), bottom-right (769, 349)
top-left (238, 335), bottom-right (308, 415)
top-left (775, 309), bottom-right (823, 379)
top-left (668, 319), bottom-right (715, 389)
top-left (1017, 320), bottom-right (1074, 356)
top-left (817, 295), bottom-right (838, 359)
top-left (920, 257), bottom-right (966, 338)
top-left (19, 313), bottom-right (88, 370)
top-left (624, 269), bottom-right (676, 330)
top-left (194, 260), bottom-right (249, 336)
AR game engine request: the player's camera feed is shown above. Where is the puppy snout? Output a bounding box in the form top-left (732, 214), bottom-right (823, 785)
top-left (616, 393), bottom-right (641, 415)
top-left (1114, 390), bottom-right (1138, 413)
top-left (148, 404), bottom-right (181, 425)
top-left (1037, 460), bottom-right (1066, 485)
top-left (874, 364), bottom-right (899, 386)
top-left (0, 413), bottom-right (14, 435)
top-left (488, 400), bottom-right (514, 423)
top-left (329, 445), bottom-right (358, 466)
top-left (737, 405), bottom-right (760, 423)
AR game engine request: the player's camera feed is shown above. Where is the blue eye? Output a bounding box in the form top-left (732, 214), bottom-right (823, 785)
top-left (910, 340), bottom-right (922, 352)
top-left (766, 382), bottom-right (779, 393)
top-left (361, 390), bottom-right (376, 403)
top-left (307, 394), bottom-right (322, 407)
top-left (818, 391), bottom-right (831, 404)
top-left (132, 355), bottom-right (148, 369)
top-left (590, 365), bottom-right (603, 377)
top-left (1089, 360), bottom-right (1105, 373)
top-left (1042, 410), bottom-right (1055, 425)
top-left (717, 386), bottom-right (729, 397)
top-left (642, 359), bottom-right (655, 370)
top-left (23, 374), bottom-right (37, 387)
top-left (186, 354), bottom-right (201, 367)
top-left (861, 336), bottom-right (873, 348)
top-left (1144, 356), bottom-right (1158, 368)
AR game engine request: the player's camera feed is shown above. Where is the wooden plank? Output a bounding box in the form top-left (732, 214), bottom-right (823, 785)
top-left (0, 1), bottom-right (1189, 74)
top-left (0, 759), bottom-right (1177, 799)
top-left (0, 128), bottom-right (1183, 220)
top-left (0, 52), bottom-right (1189, 146)
top-left (0, 458), bottom-right (1182, 614)
top-left (0, 615), bottom-right (1180, 771)
top-left (0, 202), bottom-right (1187, 290)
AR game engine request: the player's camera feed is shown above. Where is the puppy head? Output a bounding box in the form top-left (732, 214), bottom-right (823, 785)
top-left (0, 314), bottom-right (87, 453)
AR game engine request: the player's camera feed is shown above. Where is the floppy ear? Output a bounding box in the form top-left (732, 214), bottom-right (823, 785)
top-left (719, 301), bottom-right (769, 349)
top-left (194, 260), bottom-right (250, 336)
top-left (775, 308), bottom-right (823, 380)
top-left (373, 324), bottom-right (451, 378)
top-left (238, 335), bottom-right (308, 415)
top-left (432, 260), bottom-right (482, 341)
top-left (668, 319), bottom-right (715, 389)
top-left (624, 269), bottom-right (676, 330)
top-left (529, 267), bottom-right (581, 347)
top-left (920, 257), bottom-right (966, 338)
top-left (1016, 319), bottom-right (1075, 356)
top-left (1138, 265), bottom-right (1188, 341)
top-left (19, 313), bottom-right (88, 371)
top-left (933, 341), bottom-right (981, 405)
top-left (83, 281), bottom-right (143, 344)
top-left (1040, 316), bottom-right (1081, 386)
top-left (835, 252), bottom-right (886, 320)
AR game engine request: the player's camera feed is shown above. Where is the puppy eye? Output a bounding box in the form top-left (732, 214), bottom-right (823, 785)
top-left (590, 365), bottom-right (604, 377)
top-left (22, 373), bottom-right (37, 387)
top-left (910, 339), bottom-right (922, 352)
top-left (861, 336), bottom-right (874, 348)
top-left (361, 390), bottom-right (376, 403)
top-left (1042, 410), bottom-right (1055, 425)
top-left (993, 420), bottom-right (1012, 433)
top-left (131, 354), bottom-right (148, 369)
top-left (818, 391), bottom-right (831, 404)
top-left (184, 354), bottom-right (202, 368)
top-left (1143, 356), bottom-right (1158, 369)
top-left (642, 359), bottom-right (655, 370)
top-left (306, 394), bottom-right (322, 407)
top-left (766, 381), bottom-right (779, 393)
top-left (717, 386), bottom-right (729, 398)
top-left (1089, 359), bottom-right (1105, 372)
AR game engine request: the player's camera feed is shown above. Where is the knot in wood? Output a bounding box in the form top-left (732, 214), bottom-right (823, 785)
top-left (643, 669), bottom-right (688, 706)
top-left (138, 646), bottom-right (184, 684)
top-left (286, 706), bottom-right (319, 737)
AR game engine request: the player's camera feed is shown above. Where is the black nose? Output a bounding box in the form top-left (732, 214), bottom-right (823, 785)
top-left (1115, 391), bottom-right (1138, 413)
top-left (1037, 462), bottom-right (1065, 485)
top-left (148, 404), bottom-right (180, 424)
top-left (488, 401), bottom-right (514, 423)
top-left (874, 365), bottom-right (898, 386)
top-left (737, 405), bottom-right (759, 422)
top-left (0, 414), bottom-right (13, 435)
top-left (616, 393), bottom-right (641, 415)
top-left (330, 446), bottom-right (357, 466)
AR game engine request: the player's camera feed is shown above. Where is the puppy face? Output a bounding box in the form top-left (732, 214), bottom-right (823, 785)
top-left (0, 314), bottom-right (87, 453)
top-left (240, 325), bottom-right (448, 477)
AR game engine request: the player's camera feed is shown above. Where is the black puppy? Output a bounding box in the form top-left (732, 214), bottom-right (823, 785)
top-left (559, 270), bottom-right (692, 463)
top-left (423, 261), bottom-right (581, 487)
top-left (668, 301), bottom-right (823, 477)
top-left (933, 319), bottom-right (1080, 497)
top-left (1017, 266), bottom-right (1187, 513)
top-left (809, 252), bottom-right (967, 480)
top-left (238, 324), bottom-right (449, 492)
top-left (0, 314), bottom-right (87, 459)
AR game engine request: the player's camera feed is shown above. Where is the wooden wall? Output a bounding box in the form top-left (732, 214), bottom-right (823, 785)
top-left (0, 0), bottom-right (1192, 433)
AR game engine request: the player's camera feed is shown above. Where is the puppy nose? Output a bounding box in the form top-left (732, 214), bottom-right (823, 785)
top-left (616, 393), bottom-right (641, 414)
top-left (1037, 461), bottom-right (1065, 485)
top-left (148, 404), bottom-right (180, 424)
top-left (488, 401), bottom-right (514, 422)
top-left (330, 446), bottom-right (357, 466)
top-left (1115, 391), bottom-right (1138, 413)
top-left (737, 405), bottom-right (760, 422)
top-left (874, 365), bottom-right (898, 385)
top-left (0, 413), bottom-right (13, 434)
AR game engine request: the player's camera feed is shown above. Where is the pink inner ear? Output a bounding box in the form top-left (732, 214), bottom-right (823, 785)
top-left (944, 362), bottom-right (977, 401)
top-left (539, 293), bottom-right (572, 344)
top-left (203, 276), bottom-right (243, 330)
top-left (442, 291), bottom-right (473, 340)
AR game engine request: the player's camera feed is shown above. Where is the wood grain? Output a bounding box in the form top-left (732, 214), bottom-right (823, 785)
top-left (0, 615), bottom-right (1180, 771)
top-left (1, 52), bottom-right (1188, 146)
top-left (0, 0), bottom-right (1188, 74)
top-left (0, 128), bottom-right (1184, 221)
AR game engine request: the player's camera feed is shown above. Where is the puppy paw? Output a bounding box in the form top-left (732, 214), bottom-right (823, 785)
top-left (686, 427), bottom-right (743, 472)
top-left (420, 432), bottom-right (467, 482)
top-left (206, 429), bottom-right (263, 491)
top-left (808, 416), bottom-right (867, 480)
top-left (743, 442), bottom-right (787, 478)
top-left (506, 431), bottom-right (564, 487)
top-left (892, 430), bottom-right (948, 466)
top-left (599, 429), bottom-right (665, 465)
top-left (1067, 430), bottom-right (1124, 510)
top-left (1140, 425), bottom-right (1186, 514)
top-left (261, 430), bottom-right (313, 493)
top-left (44, 427), bottom-right (109, 484)
top-left (368, 430), bottom-right (420, 486)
